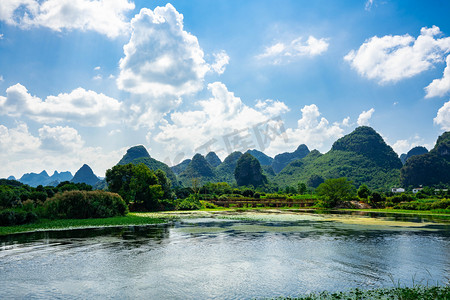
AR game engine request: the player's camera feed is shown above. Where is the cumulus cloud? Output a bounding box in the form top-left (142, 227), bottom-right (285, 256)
top-left (0, 0), bottom-right (134, 38)
top-left (0, 123), bottom-right (125, 178)
top-left (357, 108), bottom-right (375, 126)
top-left (0, 83), bottom-right (123, 127)
top-left (117, 4), bottom-right (210, 97)
top-left (211, 51), bottom-right (230, 75)
top-left (155, 82), bottom-right (289, 158)
top-left (257, 36), bottom-right (329, 64)
top-left (0, 123), bottom-right (40, 154)
top-left (264, 104), bottom-right (346, 156)
top-left (425, 55), bottom-right (450, 98)
top-left (434, 100), bottom-right (450, 130)
top-left (38, 125), bottom-right (83, 152)
top-left (345, 26), bottom-right (450, 83)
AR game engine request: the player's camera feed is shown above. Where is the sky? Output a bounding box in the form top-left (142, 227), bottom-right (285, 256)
top-left (0, 0), bottom-right (449, 178)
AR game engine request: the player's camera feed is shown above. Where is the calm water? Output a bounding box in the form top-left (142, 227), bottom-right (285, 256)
top-left (0, 212), bottom-right (449, 299)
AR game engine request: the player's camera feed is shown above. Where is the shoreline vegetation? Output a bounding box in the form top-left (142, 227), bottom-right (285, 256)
top-left (1, 208), bottom-right (448, 236)
top-left (273, 285), bottom-right (450, 300)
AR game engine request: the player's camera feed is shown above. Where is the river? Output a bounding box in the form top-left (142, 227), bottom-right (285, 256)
top-left (0, 210), bottom-right (449, 299)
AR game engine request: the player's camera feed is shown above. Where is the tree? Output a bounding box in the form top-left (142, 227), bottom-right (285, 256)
top-left (316, 177), bottom-right (355, 207)
top-left (357, 184), bottom-right (371, 200)
top-left (106, 163), bottom-right (165, 210)
top-left (234, 153), bottom-right (267, 187)
top-left (307, 175), bottom-right (324, 188)
top-left (297, 182), bottom-right (307, 195)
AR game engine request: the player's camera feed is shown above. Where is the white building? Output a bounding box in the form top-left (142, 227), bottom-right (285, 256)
top-left (391, 188), bottom-right (405, 193)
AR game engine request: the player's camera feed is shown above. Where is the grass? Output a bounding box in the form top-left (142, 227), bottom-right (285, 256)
top-left (273, 285), bottom-right (450, 300)
top-left (0, 213), bottom-right (166, 236)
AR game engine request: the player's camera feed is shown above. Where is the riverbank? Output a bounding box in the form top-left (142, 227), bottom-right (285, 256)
top-left (1, 208), bottom-right (449, 236)
top-left (275, 285), bottom-right (450, 300)
top-left (0, 213), bottom-right (166, 236)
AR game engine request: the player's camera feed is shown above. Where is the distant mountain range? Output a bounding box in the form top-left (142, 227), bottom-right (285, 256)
top-left (6, 127), bottom-right (449, 189)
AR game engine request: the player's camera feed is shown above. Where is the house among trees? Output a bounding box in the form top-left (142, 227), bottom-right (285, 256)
top-left (412, 187), bottom-right (423, 194)
top-left (391, 188), bottom-right (405, 193)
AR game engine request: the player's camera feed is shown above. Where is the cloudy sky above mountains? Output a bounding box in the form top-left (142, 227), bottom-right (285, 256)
top-left (0, 0), bottom-right (449, 178)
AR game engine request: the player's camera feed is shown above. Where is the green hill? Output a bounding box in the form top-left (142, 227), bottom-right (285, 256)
top-left (400, 146), bottom-right (428, 164)
top-left (274, 127), bottom-right (402, 190)
top-left (245, 149), bottom-right (273, 166)
top-left (400, 131), bottom-right (450, 187)
top-left (179, 154), bottom-right (216, 186)
top-left (215, 151), bottom-right (243, 184)
top-left (271, 144), bottom-right (310, 173)
top-left (171, 159), bottom-right (191, 175)
top-left (205, 152), bottom-right (222, 167)
top-left (118, 145), bottom-right (150, 165)
top-left (117, 145), bottom-right (178, 186)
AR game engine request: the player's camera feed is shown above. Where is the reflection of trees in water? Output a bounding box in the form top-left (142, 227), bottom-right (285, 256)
top-left (0, 224), bottom-right (172, 249)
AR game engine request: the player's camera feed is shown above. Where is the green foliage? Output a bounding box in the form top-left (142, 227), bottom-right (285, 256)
top-left (234, 153), bottom-right (267, 187)
top-left (0, 209), bottom-right (38, 226)
top-left (357, 184), bottom-right (371, 200)
top-left (307, 174), bottom-right (324, 188)
top-left (56, 181), bottom-right (93, 192)
top-left (297, 182), bottom-right (307, 195)
top-left (44, 190), bottom-right (128, 219)
top-left (401, 131), bottom-right (450, 187)
top-left (177, 194), bottom-right (202, 210)
top-left (106, 163), bottom-right (167, 210)
top-left (316, 178), bottom-right (356, 208)
top-left (280, 285), bottom-right (450, 300)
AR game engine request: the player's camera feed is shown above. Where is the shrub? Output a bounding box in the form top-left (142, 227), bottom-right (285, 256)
top-left (44, 190), bottom-right (128, 219)
top-left (0, 209), bottom-right (38, 226)
top-left (177, 195), bottom-right (201, 210)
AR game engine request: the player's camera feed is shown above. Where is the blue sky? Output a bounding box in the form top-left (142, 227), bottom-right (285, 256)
top-left (0, 0), bottom-right (449, 178)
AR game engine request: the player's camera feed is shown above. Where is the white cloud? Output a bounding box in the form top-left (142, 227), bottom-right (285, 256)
top-left (38, 125), bottom-right (83, 152)
top-left (425, 55), bottom-right (450, 98)
top-left (0, 83), bottom-right (123, 127)
top-left (0, 0), bottom-right (135, 38)
top-left (93, 74), bottom-right (102, 80)
top-left (357, 108), bottom-right (375, 126)
top-left (365, 0), bottom-right (374, 11)
top-left (94, 66), bottom-right (101, 71)
top-left (211, 51), bottom-right (230, 75)
top-left (117, 4), bottom-right (210, 97)
top-left (0, 123), bottom-right (125, 178)
top-left (0, 75), bottom-right (3, 81)
top-left (390, 135), bottom-right (432, 155)
top-left (342, 117), bottom-right (351, 127)
top-left (392, 139), bottom-right (410, 155)
top-left (257, 36), bottom-right (329, 64)
top-left (0, 33), bottom-right (3, 39)
top-left (0, 123), bottom-right (40, 154)
top-left (264, 104), bottom-right (346, 156)
top-left (434, 100), bottom-right (450, 130)
top-left (155, 81), bottom-right (289, 157)
top-left (345, 26), bottom-right (450, 83)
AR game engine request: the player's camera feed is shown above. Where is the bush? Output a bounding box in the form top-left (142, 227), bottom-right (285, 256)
top-left (177, 195), bottom-right (201, 210)
top-left (0, 209), bottom-right (38, 226)
top-left (44, 190), bottom-right (128, 219)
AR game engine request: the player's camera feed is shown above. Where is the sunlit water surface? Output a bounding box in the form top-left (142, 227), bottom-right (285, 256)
top-left (0, 212), bottom-right (449, 299)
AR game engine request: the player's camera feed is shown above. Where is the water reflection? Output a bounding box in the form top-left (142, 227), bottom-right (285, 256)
top-left (0, 213), bottom-right (449, 299)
